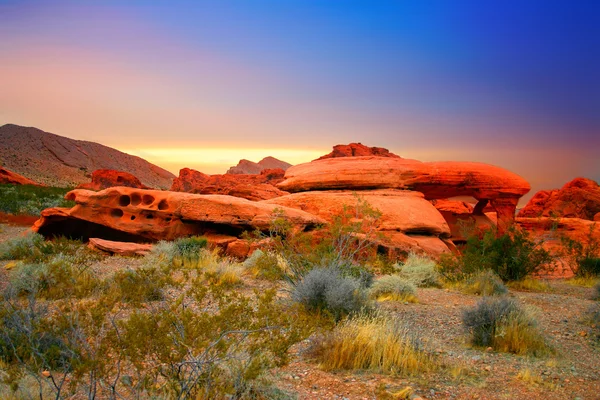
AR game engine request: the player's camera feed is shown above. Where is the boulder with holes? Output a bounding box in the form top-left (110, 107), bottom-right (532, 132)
top-left (32, 187), bottom-right (325, 257)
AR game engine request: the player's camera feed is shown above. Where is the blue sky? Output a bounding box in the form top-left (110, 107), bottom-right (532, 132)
top-left (0, 0), bottom-right (598, 193)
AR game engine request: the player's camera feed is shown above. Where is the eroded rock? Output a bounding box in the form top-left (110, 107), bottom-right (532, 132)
top-left (518, 178), bottom-right (600, 220)
top-left (33, 187), bottom-right (325, 243)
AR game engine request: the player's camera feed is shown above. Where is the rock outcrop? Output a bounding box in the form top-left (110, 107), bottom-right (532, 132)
top-left (278, 156), bottom-right (530, 233)
top-left (0, 167), bottom-right (43, 186)
top-left (431, 199), bottom-right (495, 242)
top-left (77, 169), bottom-right (149, 191)
top-left (0, 124), bottom-right (175, 188)
top-left (264, 190), bottom-right (452, 257)
top-left (33, 187), bottom-right (325, 252)
top-left (316, 143), bottom-right (400, 160)
top-left (227, 156), bottom-right (291, 175)
top-left (170, 168), bottom-right (288, 201)
top-left (518, 178), bottom-right (600, 221)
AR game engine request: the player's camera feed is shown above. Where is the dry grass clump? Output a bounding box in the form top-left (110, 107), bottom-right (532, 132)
top-left (566, 275), bottom-right (600, 288)
top-left (507, 277), bottom-right (551, 293)
top-left (369, 275), bottom-right (417, 303)
top-left (311, 312), bottom-right (435, 375)
top-left (462, 270), bottom-right (507, 296)
top-left (462, 297), bottom-right (550, 356)
top-left (397, 253), bottom-right (441, 287)
top-left (594, 282), bottom-right (600, 301)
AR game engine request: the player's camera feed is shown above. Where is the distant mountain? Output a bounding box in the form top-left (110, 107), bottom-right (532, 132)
top-left (0, 124), bottom-right (175, 189)
top-left (227, 156), bottom-right (291, 174)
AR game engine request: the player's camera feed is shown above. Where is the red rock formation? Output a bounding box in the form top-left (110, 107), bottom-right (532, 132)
top-left (0, 167), bottom-right (43, 186)
top-left (316, 143), bottom-right (400, 160)
top-left (77, 169), bottom-right (149, 191)
top-left (227, 156), bottom-right (291, 174)
top-left (518, 178), bottom-right (600, 220)
top-left (278, 156), bottom-right (530, 234)
top-left (170, 168), bottom-right (288, 201)
top-left (88, 238), bottom-right (153, 256)
top-left (264, 190), bottom-right (452, 257)
top-left (431, 199), bottom-right (496, 242)
top-left (33, 187), bottom-right (325, 244)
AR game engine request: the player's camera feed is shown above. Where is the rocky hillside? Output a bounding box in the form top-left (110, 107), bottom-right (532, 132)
top-left (0, 124), bottom-right (175, 189)
top-left (227, 156), bottom-right (291, 174)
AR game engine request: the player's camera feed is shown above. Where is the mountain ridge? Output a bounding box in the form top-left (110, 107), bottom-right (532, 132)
top-left (0, 124), bottom-right (175, 188)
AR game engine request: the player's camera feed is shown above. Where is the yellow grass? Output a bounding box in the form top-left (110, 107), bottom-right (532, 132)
top-left (566, 275), bottom-right (600, 288)
top-left (493, 312), bottom-right (550, 356)
top-left (517, 368), bottom-right (542, 385)
top-left (508, 277), bottom-right (552, 292)
top-left (376, 293), bottom-right (418, 303)
top-left (313, 312), bottom-right (435, 375)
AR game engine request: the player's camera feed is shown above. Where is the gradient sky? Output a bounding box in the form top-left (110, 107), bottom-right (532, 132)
top-left (0, 0), bottom-right (598, 199)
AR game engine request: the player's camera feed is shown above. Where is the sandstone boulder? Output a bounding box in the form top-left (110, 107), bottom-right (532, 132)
top-left (0, 167), bottom-right (43, 186)
top-left (518, 178), bottom-right (600, 220)
top-left (33, 187), bottom-right (325, 243)
top-left (88, 238), bottom-right (153, 256)
top-left (77, 169), bottom-right (149, 191)
top-left (170, 168), bottom-right (288, 201)
top-left (316, 143), bottom-right (400, 160)
top-left (278, 156), bottom-right (530, 233)
top-left (264, 190), bottom-right (451, 257)
top-left (431, 199), bottom-right (496, 242)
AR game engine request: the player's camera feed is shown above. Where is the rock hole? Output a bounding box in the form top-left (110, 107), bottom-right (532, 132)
top-left (165, 217), bottom-right (172, 222)
top-left (130, 215), bottom-right (136, 221)
top-left (130, 193), bottom-right (141, 206)
top-left (111, 209), bottom-right (124, 218)
top-left (146, 214), bottom-right (154, 219)
top-left (158, 199), bottom-right (169, 210)
top-left (142, 194), bottom-right (155, 205)
top-left (119, 195), bottom-right (131, 207)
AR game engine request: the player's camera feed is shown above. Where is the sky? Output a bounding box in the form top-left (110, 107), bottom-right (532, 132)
top-left (0, 0), bottom-right (598, 198)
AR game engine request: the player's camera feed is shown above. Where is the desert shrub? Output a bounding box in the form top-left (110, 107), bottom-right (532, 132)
top-left (265, 197), bottom-right (382, 284)
top-left (462, 297), bottom-right (549, 355)
top-left (579, 257), bottom-right (600, 276)
top-left (463, 270), bottom-right (507, 296)
top-left (108, 266), bottom-right (174, 304)
top-left (144, 240), bottom-right (176, 268)
top-left (7, 255), bottom-right (102, 300)
top-left (0, 184), bottom-right (74, 216)
top-left (243, 250), bottom-right (286, 281)
top-left (291, 267), bottom-right (371, 320)
top-left (444, 227), bottom-right (553, 282)
top-left (561, 223), bottom-right (600, 276)
top-left (173, 236), bottom-right (208, 261)
top-left (310, 312), bottom-right (434, 374)
top-left (369, 276), bottom-right (417, 302)
top-left (0, 234), bottom-right (99, 266)
top-left (203, 262), bottom-right (244, 288)
top-left (0, 232), bottom-right (45, 261)
top-left (398, 253), bottom-right (441, 287)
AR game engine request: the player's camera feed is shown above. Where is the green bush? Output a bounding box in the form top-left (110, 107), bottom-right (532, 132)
top-left (398, 253), bottom-right (441, 287)
top-left (243, 250), bottom-right (286, 281)
top-left (0, 232), bottom-right (45, 261)
top-left (291, 267), bottom-right (371, 320)
top-left (443, 227), bottom-right (553, 282)
top-left (108, 266), bottom-right (174, 304)
top-left (579, 257), bottom-right (600, 276)
top-left (173, 236), bottom-right (208, 261)
top-left (462, 297), bottom-right (549, 355)
top-left (0, 184), bottom-right (74, 216)
top-left (463, 270), bottom-right (508, 296)
top-left (369, 275), bottom-right (417, 302)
